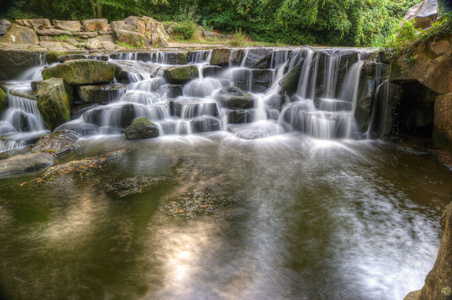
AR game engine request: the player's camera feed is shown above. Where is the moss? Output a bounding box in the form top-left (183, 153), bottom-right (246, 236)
top-left (0, 87), bottom-right (7, 112)
top-left (178, 52), bottom-right (188, 64)
top-left (163, 65), bottom-right (198, 84)
top-left (45, 51), bottom-right (84, 64)
top-left (210, 49), bottom-right (232, 66)
top-left (41, 60), bottom-right (116, 85)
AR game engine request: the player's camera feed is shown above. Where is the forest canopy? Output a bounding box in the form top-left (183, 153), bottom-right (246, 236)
top-left (0, 0), bottom-right (428, 46)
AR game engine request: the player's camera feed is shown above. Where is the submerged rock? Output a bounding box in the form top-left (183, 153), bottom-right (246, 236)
top-left (125, 117), bottom-right (159, 140)
top-left (42, 59), bottom-right (116, 85)
top-left (0, 152), bottom-right (54, 176)
top-left (37, 78), bottom-right (73, 131)
top-left (215, 86), bottom-right (254, 109)
top-left (31, 129), bottom-right (80, 156)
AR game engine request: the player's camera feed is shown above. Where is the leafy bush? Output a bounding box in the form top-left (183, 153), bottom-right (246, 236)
top-left (228, 27), bottom-right (248, 47)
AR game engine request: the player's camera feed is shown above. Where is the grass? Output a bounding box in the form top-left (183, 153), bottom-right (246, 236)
top-left (52, 35), bottom-right (72, 42)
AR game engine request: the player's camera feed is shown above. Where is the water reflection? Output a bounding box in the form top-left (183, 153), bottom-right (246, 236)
top-left (0, 135), bottom-right (450, 299)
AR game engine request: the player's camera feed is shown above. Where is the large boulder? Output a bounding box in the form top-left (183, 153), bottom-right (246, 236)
top-left (402, 0), bottom-right (438, 29)
top-left (53, 20), bottom-right (81, 32)
top-left (37, 78), bottom-right (73, 131)
top-left (0, 152), bottom-right (54, 176)
top-left (1, 24), bottom-right (38, 44)
top-left (433, 93), bottom-right (452, 151)
top-left (163, 65), bottom-right (199, 84)
top-left (210, 48), bottom-right (232, 66)
top-left (125, 117), bottom-right (159, 140)
top-left (406, 202), bottom-right (452, 300)
top-left (83, 19), bottom-right (109, 32)
top-left (215, 86), bottom-right (254, 109)
top-left (0, 19), bottom-right (11, 35)
top-left (389, 35), bottom-right (452, 95)
top-left (0, 51), bottom-right (41, 80)
top-left (114, 30), bottom-right (149, 47)
top-left (42, 59), bottom-right (116, 85)
top-left (243, 48), bottom-right (273, 69)
top-left (110, 16), bottom-right (168, 47)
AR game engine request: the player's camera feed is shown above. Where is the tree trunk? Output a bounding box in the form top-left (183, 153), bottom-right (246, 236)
top-left (97, 3), bottom-right (103, 18)
top-left (90, 0), bottom-right (97, 18)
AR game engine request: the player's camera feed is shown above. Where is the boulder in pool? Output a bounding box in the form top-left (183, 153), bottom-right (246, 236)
top-left (125, 117), bottom-right (159, 140)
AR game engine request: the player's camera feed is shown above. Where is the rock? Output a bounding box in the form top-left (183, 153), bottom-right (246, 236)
top-left (210, 48), bottom-right (232, 66)
top-left (83, 19), bottom-right (109, 32)
top-left (389, 35), bottom-right (452, 95)
top-left (413, 201), bottom-right (452, 300)
top-left (57, 54), bottom-right (88, 63)
top-left (433, 93), bottom-right (452, 151)
top-left (158, 84), bottom-right (183, 98)
top-left (110, 16), bottom-right (168, 46)
top-left (39, 41), bottom-right (77, 51)
top-left (0, 87), bottom-right (7, 113)
top-left (31, 81), bottom-right (42, 93)
top-left (38, 36), bottom-right (53, 42)
top-left (42, 59), bottom-right (116, 85)
top-left (31, 129), bottom-right (80, 156)
top-left (0, 152), bottom-right (54, 176)
top-left (102, 41), bottom-right (116, 50)
top-left (15, 19), bottom-right (51, 29)
top-left (203, 66), bottom-right (223, 78)
top-left (2, 24), bottom-right (38, 44)
top-left (230, 49), bottom-right (245, 66)
top-left (191, 116), bottom-right (221, 133)
top-left (53, 20), bottom-right (81, 32)
top-left (36, 28), bottom-right (73, 36)
top-left (402, 0), bottom-right (438, 29)
top-left (215, 86), bottom-right (254, 109)
top-left (404, 290), bottom-right (421, 300)
top-left (243, 48), bottom-right (273, 69)
top-left (86, 38), bottom-right (102, 50)
top-left (163, 65), bottom-right (199, 84)
top-left (0, 51), bottom-right (41, 80)
top-left (37, 78), bottom-right (73, 131)
top-left (73, 31), bottom-right (98, 39)
top-left (114, 30), bottom-right (149, 47)
top-left (125, 117), bottom-right (159, 140)
top-left (279, 60), bottom-right (304, 96)
top-left (169, 98), bottom-right (219, 118)
top-left (372, 81), bottom-right (403, 139)
top-left (228, 110), bottom-right (253, 124)
top-left (76, 84), bottom-right (126, 103)
top-left (251, 69), bottom-right (273, 92)
top-left (0, 19), bottom-right (11, 35)
top-left (203, 30), bottom-right (218, 39)
top-left (9, 88), bottom-right (36, 100)
top-left (45, 50), bottom-right (86, 64)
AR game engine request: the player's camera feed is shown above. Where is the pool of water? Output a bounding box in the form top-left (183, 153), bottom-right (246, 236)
top-left (0, 133), bottom-right (450, 299)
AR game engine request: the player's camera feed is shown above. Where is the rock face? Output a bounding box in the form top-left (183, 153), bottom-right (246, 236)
top-left (1, 24), bottom-right (38, 44)
top-left (389, 36), bottom-right (452, 95)
top-left (42, 59), bottom-right (116, 85)
top-left (0, 51), bottom-right (41, 80)
top-left (433, 93), bottom-right (452, 151)
top-left (0, 19), bottom-right (11, 35)
top-left (0, 152), bottom-right (54, 175)
top-left (163, 65), bottom-right (199, 84)
top-left (83, 19), bottom-right (109, 32)
top-left (37, 78), bottom-right (73, 131)
top-left (279, 61), bottom-right (304, 96)
top-left (31, 129), bottom-right (80, 155)
top-left (405, 202), bottom-right (452, 300)
top-left (215, 86), bottom-right (254, 109)
top-left (125, 117), bottom-right (159, 140)
top-left (402, 0), bottom-right (438, 29)
top-left (53, 20), bottom-right (81, 32)
top-left (76, 84), bottom-right (126, 103)
top-left (243, 48), bottom-right (273, 69)
top-left (210, 49), bottom-right (232, 66)
top-left (110, 16), bottom-right (168, 47)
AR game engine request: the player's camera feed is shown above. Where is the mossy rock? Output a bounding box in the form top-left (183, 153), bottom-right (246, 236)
top-left (0, 87), bottom-right (7, 113)
top-left (37, 78), bottom-right (73, 131)
top-left (215, 86), bottom-right (254, 109)
top-left (163, 65), bottom-right (199, 84)
top-left (178, 52), bottom-right (188, 65)
top-left (42, 59), bottom-right (116, 85)
top-left (210, 48), bottom-right (232, 66)
top-left (45, 51), bottom-right (86, 64)
top-left (279, 61), bottom-right (304, 96)
top-left (125, 117), bottom-right (159, 140)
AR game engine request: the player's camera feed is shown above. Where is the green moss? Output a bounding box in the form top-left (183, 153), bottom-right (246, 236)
top-left (178, 52), bottom-right (188, 64)
top-left (210, 49), bottom-right (232, 65)
top-left (164, 65), bottom-right (198, 84)
top-left (0, 87), bottom-right (7, 112)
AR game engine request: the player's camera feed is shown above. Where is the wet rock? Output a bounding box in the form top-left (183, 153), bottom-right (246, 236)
top-left (37, 28), bottom-right (73, 36)
top-left (105, 176), bottom-right (166, 198)
top-left (191, 116), bottom-right (221, 133)
top-left (2, 24), bottom-right (38, 44)
top-left (37, 78), bottom-right (73, 131)
top-left (228, 110), bottom-right (253, 124)
top-left (215, 86), bottom-right (254, 109)
top-left (243, 48), bottom-right (273, 69)
top-left (210, 49), bottom-right (232, 66)
top-left (9, 88), bottom-right (36, 100)
top-left (433, 93), bottom-right (452, 151)
top-left (158, 84), bottom-right (183, 98)
top-left (0, 19), bottom-right (11, 35)
top-left (170, 98), bottom-right (219, 118)
top-left (0, 152), bottom-right (54, 176)
top-left (71, 103), bottom-right (99, 119)
top-left (412, 202), bottom-right (452, 300)
top-left (230, 49), bottom-right (245, 66)
top-left (265, 94), bottom-right (285, 111)
top-left (125, 117), bottom-right (159, 140)
top-left (203, 66), bottom-right (223, 78)
top-left (0, 87), bottom-right (7, 113)
top-left (45, 50), bottom-right (87, 64)
top-left (15, 19), bottom-right (51, 29)
top-left (163, 65), bottom-right (199, 84)
top-left (83, 18), bottom-right (109, 32)
top-left (57, 54), bottom-right (88, 63)
top-left (252, 69), bottom-right (273, 92)
top-left (121, 104), bottom-right (136, 128)
top-left (279, 60), bottom-right (303, 96)
top-left (76, 84), bottom-right (126, 103)
top-left (31, 129), bottom-right (80, 156)
top-left (53, 20), bottom-right (81, 32)
top-left (42, 59), bottom-right (117, 85)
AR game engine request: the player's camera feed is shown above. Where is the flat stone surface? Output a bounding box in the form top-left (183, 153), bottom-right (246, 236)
top-left (53, 20), bottom-right (81, 32)
top-left (0, 152), bottom-right (54, 175)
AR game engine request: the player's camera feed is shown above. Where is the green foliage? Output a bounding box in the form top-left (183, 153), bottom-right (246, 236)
top-left (171, 4), bottom-right (201, 40)
top-left (228, 27), bottom-right (248, 47)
